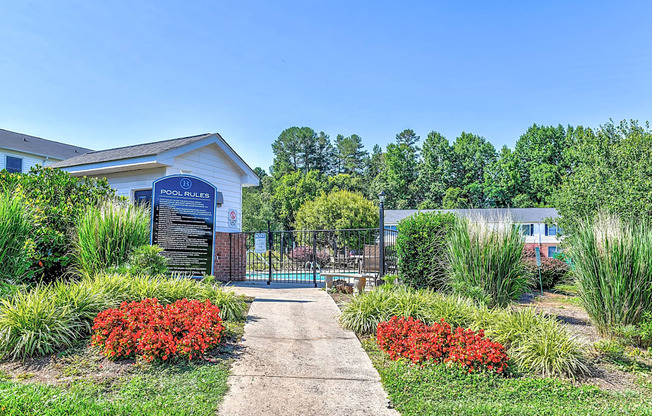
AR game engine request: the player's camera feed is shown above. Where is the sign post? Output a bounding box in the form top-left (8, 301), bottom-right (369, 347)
top-left (535, 246), bottom-right (543, 295)
top-left (151, 175), bottom-right (217, 277)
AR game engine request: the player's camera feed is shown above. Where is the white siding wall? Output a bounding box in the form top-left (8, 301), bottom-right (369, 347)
top-left (101, 168), bottom-right (166, 198)
top-left (65, 144), bottom-right (247, 232)
top-left (525, 223), bottom-right (559, 244)
top-left (0, 148), bottom-right (61, 172)
top-left (166, 143), bottom-right (244, 232)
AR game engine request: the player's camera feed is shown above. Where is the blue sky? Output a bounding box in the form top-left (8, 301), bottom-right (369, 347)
top-left (1, 1), bottom-right (651, 171)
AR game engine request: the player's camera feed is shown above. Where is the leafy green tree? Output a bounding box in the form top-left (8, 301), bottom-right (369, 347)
top-left (242, 170), bottom-right (281, 232)
top-left (314, 131), bottom-right (335, 175)
top-left (442, 187), bottom-right (468, 209)
top-left (334, 134), bottom-right (368, 175)
top-left (326, 173), bottom-right (364, 194)
top-left (364, 144), bottom-right (386, 200)
top-left (271, 127), bottom-right (332, 177)
top-left (449, 132), bottom-right (497, 207)
top-left (484, 146), bottom-right (524, 207)
top-left (514, 124), bottom-right (569, 205)
top-left (272, 170), bottom-right (326, 229)
top-left (294, 190), bottom-right (378, 231)
top-left (381, 129), bottom-right (421, 209)
top-left (512, 193), bottom-right (536, 208)
top-left (554, 120), bottom-right (652, 230)
top-left (418, 131), bottom-right (453, 208)
top-left (252, 167), bottom-right (267, 188)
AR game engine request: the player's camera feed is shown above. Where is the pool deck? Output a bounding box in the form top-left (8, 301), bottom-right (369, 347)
top-left (218, 282), bottom-right (397, 416)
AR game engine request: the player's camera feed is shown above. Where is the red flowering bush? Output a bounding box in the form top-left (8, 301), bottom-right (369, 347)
top-left (445, 327), bottom-right (509, 373)
top-left (377, 316), bottom-right (509, 374)
top-left (91, 298), bottom-right (225, 362)
top-left (377, 316), bottom-right (452, 363)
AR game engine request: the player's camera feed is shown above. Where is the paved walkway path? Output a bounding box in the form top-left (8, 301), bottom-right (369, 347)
top-left (219, 283), bottom-right (398, 416)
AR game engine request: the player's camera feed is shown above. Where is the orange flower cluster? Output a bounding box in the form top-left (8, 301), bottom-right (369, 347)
top-left (91, 298), bottom-right (225, 362)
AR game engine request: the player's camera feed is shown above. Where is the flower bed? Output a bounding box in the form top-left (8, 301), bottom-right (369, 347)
top-left (377, 316), bottom-right (509, 373)
top-left (91, 298), bottom-right (225, 362)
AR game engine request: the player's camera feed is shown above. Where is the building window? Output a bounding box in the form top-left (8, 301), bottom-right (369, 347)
top-left (133, 189), bottom-right (152, 206)
top-left (548, 246), bottom-right (559, 257)
top-left (545, 224), bottom-right (558, 236)
top-left (520, 224), bottom-right (534, 236)
top-left (5, 156), bottom-right (22, 173)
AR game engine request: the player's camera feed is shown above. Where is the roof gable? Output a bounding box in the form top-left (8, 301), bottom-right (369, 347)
top-left (51, 133), bottom-right (259, 186)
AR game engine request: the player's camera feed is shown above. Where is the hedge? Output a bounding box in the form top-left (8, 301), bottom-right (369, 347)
top-left (396, 212), bottom-right (456, 289)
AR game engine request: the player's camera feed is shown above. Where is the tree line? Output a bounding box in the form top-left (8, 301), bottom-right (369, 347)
top-left (243, 120), bottom-right (652, 232)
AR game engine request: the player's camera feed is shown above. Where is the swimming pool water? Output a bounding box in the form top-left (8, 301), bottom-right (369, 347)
top-left (246, 272), bottom-right (360, 282)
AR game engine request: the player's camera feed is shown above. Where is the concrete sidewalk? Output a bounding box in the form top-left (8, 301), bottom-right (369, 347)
top-left (219, 283), bottom-right (398, 416)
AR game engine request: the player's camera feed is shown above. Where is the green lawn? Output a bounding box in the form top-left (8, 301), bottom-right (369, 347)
top-left (0, 322), bottom-right (243, 416)
top-left (363, 339), bottom-right (652, 416)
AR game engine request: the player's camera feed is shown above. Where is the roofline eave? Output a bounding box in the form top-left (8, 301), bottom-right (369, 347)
top-left (60, 156), bottom-right (165, 176)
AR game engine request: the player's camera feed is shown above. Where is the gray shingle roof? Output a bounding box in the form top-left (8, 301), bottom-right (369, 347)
top-left (0, 128), bottom-right (92, 160)
top-left (51, 133), bottom-right (213, 168)
top-left (385, 208), bottom-right (559, 225)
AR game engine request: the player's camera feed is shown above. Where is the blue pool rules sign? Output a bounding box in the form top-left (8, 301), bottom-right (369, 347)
top-left (151, 175), bottom-right (217, 277)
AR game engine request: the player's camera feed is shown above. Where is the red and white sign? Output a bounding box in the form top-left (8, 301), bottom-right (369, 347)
top-left (228, 208), bottom-right (238, 227)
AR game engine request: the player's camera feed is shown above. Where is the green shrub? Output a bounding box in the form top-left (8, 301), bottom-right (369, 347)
top-left (522, 257), bottom-right (570, 290)
top-left (446, 215), bottom-right (527, 307)
top-left (125, 245), bottom-right (169, 276)
top-left (396, 212), bottom-right (456, 289)
top-left (73, 201), bottom-right (150, 276)
top-left (0, 274), bottom-right (247, 359)
top-left (0, 167), bottom-right (115, 281)
top-left (568, 213), bottom-right (652, 334)
top-left (522, 246), bottom-right (571, 290)
top-left (0, 191), bottom-right (33, 283)
top-left (340, 286), bottom-right (587, 378)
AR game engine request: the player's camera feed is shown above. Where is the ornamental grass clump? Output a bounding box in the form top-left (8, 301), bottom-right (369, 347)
top-left (0, 191), bottom-right (33, 283)
top-left (339, 285), bottom-right (476, 335)
top-left (91, 298), bottom-right (225, 362)
top-left (568, 213), bottom-right (652, 334)
top-left (73, 200), bottom-right (150, 277)
top-left (446, 215), bottom-right (528, 307)
top-left (0, 287), bottom-right (83, 359)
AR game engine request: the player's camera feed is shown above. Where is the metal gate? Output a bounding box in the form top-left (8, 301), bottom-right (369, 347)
top-left (228, 228), bottom-right (398, 286)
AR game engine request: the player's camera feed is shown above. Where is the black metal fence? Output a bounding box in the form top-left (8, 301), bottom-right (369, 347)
top-left (228, 228), bottom-right (398, 286)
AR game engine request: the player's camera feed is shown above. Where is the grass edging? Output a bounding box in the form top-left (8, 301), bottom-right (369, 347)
top-left (362, 337), bottom-right (652, 416)
top-left (0, 319), bottom-right (246, 416)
